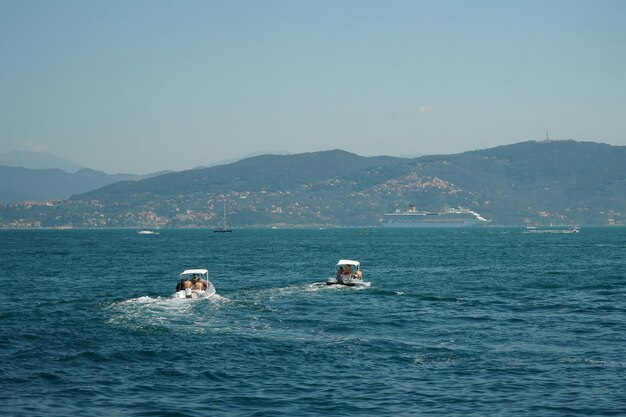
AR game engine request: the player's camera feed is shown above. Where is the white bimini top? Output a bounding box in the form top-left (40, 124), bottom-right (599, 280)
top-left (180, 269), bottom-right (208, 275)
top-left (336, 260), bottom-right (360, 268)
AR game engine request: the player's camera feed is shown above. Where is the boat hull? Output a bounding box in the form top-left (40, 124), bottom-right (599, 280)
top-left (172, 283), bottom-right (216, 299)
top-left (523, 227), bottom-right (580, 234)
top-left (380, 220), bottom-right (486, 228)
top-left (381, 207), bottom-right (490, 228)
top-left (326, 277), bottom-right (371, 287)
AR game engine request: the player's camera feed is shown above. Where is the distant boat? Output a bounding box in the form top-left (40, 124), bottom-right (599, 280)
top-left (213, 201), bottom-right (232, 233)
top-left (380, 205), bottom-right (490, 228)
top-left (137, 220), bottom-right (159, 235)
top-left (523, 226), bottom-right (580, 234)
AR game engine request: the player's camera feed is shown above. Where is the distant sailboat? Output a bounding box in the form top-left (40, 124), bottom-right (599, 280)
top-left (213, 201), bottom-right (232, 233)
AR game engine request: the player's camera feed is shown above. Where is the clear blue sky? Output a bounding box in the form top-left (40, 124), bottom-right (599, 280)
top-left (1, 0), bottom-right (625, 173)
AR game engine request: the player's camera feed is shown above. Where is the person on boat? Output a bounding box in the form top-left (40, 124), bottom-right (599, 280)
top-left (183, 277), bottom-right (192, 289)
top-left (355, 268), bottom-right (363, 280)
top-left (336, 266), bottom-right (344, 279)
top-left (344, 264), bottom-right (353, 277)
top-left (192, 275), bottom-right (204, 290)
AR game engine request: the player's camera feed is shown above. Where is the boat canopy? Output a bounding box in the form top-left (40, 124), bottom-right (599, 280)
top-left (336, 260), bottom-right (360, 268)
top-left (180, 269), bottom-right (208, 276)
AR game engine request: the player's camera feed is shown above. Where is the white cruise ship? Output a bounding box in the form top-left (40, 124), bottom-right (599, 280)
top-left (380, 205), bottom-right (491, 228)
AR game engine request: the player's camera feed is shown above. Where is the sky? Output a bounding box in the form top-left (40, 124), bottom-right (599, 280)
top-left (1, 0), bottom-right (625, 174)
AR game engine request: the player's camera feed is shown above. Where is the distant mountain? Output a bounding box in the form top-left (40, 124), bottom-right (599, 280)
top-left (396, 153), bottom-right (423, 159)
top-left (194, 150), bottom-right (293, 169)
top-left (79, 149), bottom-right (406, 201)
top-left (0, 150), bottom-right (84, 173)
top-left (0, 166), bottom-right (170, 204)
top-left (1, 141), bottom-right (624, 227)
top-left (402, 140), bottom-right (626, 224)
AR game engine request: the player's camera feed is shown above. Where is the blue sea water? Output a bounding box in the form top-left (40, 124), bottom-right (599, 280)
top-left (1, 228), bottom-right (625, 416)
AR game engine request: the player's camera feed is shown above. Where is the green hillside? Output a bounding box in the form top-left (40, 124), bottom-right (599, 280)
top-left (1, 141), bottom-right (624, 228)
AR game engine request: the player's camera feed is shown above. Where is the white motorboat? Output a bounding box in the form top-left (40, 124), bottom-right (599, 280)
top-left (523, 226), bottom-right (580, 234)
top-left (138, 219), bottom-right (160, 234)
top-left (326, 260), bottom-right (371, 287)
top-left (172, 269), bottom-right (216, 299)
top-left (137, 218), bottom-right (160, 234)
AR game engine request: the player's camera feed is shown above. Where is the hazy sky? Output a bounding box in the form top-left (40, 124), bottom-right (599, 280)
top-left (1, 0), bottom-right (625, 174)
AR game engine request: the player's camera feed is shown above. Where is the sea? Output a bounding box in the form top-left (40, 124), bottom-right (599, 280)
top-left (1, 228), bottom-right (625, 416)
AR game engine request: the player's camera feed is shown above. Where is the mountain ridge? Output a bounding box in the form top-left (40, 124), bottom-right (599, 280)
top-left (1, 140), bottom-right (624, 227)
top-left (74, 149), bottom-right (408, 200)
top-left (0, 165), bottom-right (171, 204)
top-left (0, 150), bottom-right (84, 173)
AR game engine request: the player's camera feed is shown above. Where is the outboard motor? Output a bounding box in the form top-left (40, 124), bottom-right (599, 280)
top-left (185, 288), bottom-right (192, 299)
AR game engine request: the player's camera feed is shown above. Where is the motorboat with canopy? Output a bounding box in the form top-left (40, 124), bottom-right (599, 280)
top-left (172, 269), bottom-right (216, 299)
top-left (326, 260), bottom-right (370, 287)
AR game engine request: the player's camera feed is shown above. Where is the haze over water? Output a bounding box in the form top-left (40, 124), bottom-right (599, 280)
top-left (1, 228), bottom-right (624, 416)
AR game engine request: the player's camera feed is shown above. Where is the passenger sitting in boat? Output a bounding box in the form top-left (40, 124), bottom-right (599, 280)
top-left (336, 266), bottom-right (344, 279)
top-left (344, 264), bottom-right (353, 276)
top-left (176, 278), bottom-right (189, 291)
top-left (192, 275), bottom-right (204, 290)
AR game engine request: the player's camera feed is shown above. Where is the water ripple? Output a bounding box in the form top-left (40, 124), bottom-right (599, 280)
top-left (1, 228), bottom-right (625, 416)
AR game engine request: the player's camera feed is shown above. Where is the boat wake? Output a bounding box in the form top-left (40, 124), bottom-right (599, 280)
top-left (106, 294), bottom-right (228, 332)
top-left (257, 281), bottom-right (373, 298)
top-left (306, 281), bottom-right (371, 291)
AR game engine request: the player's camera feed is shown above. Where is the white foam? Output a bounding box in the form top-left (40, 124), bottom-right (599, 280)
top-left (106, 292), bottom-right (227, 330)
